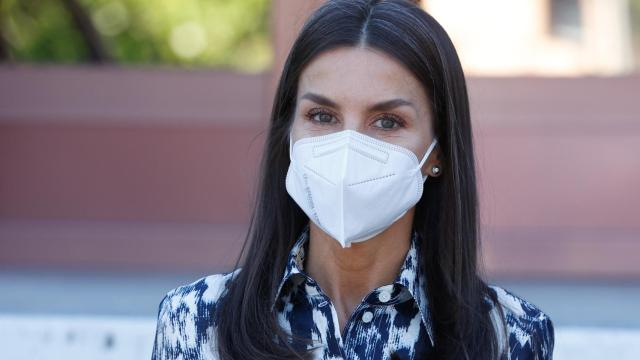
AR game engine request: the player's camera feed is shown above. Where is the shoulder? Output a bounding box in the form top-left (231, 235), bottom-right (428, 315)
top-left (159, 269), bottom-right (240, 318)
top-left (151, 269), bottom-right (241, 360)
top-left (487, 284), bottom-right (555, 359)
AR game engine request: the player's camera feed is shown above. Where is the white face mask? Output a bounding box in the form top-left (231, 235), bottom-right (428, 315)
top-left (285, 129), bottom-right (438, 248)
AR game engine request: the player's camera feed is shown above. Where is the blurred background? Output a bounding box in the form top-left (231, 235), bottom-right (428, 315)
top-left (0, 0), bottom-right (639, 359)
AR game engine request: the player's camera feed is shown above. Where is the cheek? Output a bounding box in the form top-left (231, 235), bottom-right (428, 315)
top-left (287, 112), bottom-right (303, 141)
top-left (375, 125), bottom-right (432, 160)
top-left (289, 114), bottom-right (323, 142)
top-left (409, 116), bottom-right (436, 158)
top-left (401, 136), bottom-right (431, 161)
top-left (288, 118), bottom-right (303, 143)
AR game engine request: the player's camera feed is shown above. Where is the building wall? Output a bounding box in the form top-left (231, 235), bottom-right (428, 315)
top-left (0, 0), bottom-right (638, 279)
top-left (426, 0), bottom-right (634, 75)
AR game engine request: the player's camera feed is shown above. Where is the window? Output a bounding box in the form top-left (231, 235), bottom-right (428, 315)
top-left (549, 0), bottom-right (583, 41)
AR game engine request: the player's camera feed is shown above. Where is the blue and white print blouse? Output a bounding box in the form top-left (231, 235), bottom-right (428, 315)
top-left (152, 225), bottom-right (555, 359)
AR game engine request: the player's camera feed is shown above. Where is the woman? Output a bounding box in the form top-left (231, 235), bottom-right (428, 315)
top-left (151, 0), bottom-right (555, 359)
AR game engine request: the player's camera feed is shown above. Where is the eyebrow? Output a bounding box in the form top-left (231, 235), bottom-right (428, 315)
top-left (299, 92), bottom-right (415, 113)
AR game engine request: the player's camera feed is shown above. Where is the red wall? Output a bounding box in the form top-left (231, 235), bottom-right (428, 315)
top-left (1, 66), bottom-right (639, 278)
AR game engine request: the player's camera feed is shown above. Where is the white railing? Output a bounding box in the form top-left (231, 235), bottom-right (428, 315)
top-left (1, 314), bottom-right (639, 359)
top-left (0, 314), bottom-right (156, 360)
top-left (554, 326), bottom-right (640, 359)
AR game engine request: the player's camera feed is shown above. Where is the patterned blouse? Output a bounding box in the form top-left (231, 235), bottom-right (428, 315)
top-left (151, 225), bottom-right (555, 359)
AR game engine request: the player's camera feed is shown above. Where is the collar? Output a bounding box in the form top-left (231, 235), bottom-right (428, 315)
top-left (272, 224), bottom-right (435, 346)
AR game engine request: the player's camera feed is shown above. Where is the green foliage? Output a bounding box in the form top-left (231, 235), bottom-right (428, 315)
top-left (0, 0), bottom-right (273, 72)
top-left (632, 0), bottom-right (640, 34)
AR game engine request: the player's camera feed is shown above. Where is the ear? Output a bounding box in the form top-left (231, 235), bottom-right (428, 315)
top-left (421, 146), bottom-right (443, 178)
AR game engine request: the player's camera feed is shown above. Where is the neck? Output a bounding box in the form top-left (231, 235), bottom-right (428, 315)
top-left (305, 208), bottom-right (415, 332)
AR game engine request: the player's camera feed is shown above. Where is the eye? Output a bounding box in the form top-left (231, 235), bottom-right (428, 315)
top-left (305, 108), bottom-right (337, 125)
top-left (372, 115), bottom-right (404, 130)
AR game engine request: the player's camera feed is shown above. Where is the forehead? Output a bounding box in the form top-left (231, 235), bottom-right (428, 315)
top-left (297, 46), bottom-right (426, 106)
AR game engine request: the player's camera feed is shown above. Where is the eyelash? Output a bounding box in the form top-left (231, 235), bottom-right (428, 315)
top-left (304, 107), bottom-right (406, 130)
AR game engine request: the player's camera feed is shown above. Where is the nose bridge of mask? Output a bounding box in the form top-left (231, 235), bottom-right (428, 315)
top-left (290, 130), bottom-right (437, 167)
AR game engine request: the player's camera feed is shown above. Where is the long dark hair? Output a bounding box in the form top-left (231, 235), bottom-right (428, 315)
top-left (215, 0), bottom-right (507, 359)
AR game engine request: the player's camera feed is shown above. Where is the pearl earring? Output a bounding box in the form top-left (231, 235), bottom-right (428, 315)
top-left (431, 165), bottom-right (441, 175)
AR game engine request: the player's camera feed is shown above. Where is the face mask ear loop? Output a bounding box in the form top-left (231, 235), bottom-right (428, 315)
top-left (289, 132), bottom-right (294, 162)
top-left (418, 137), bottom-right (438, 169)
